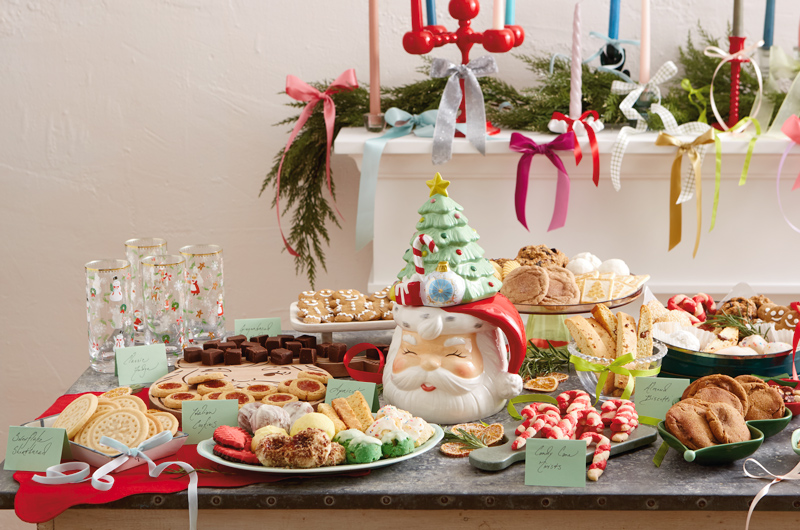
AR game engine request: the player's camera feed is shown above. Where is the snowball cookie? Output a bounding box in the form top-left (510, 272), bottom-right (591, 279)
top-left (764, 342), bottom-right (791, 354)
top-left (666, 329), bottom-right (701, 351)
top-left (252, 404), bottom-right (291, 433)
top-left (499, 265), bottom-right (550, 305)
top-left (566, 257), bottom-right (595, 276)
top-left (598, 258), bottom-right (630, 276)
top-left (283, 401), bottom-right (314, 427)
top-left (571, 252), bottom-right (601, 270)
top-left (238, 402), bottom-right (263, 433)
top-left (739, 335), bottom-right (768, 355)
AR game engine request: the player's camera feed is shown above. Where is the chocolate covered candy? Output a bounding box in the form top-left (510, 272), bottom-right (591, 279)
top-left (270, 348), bottom-right (294, 365)
top-left (202, 348), bottom-right (224, 365)
top-left (299, 348), bottom-right (316, 364)
top-left (183, 347), bottom-right (203, 363)
top-left (328, 343), bottom-right (347, 363)
top-left (225, 348), bottom-right (243, 365)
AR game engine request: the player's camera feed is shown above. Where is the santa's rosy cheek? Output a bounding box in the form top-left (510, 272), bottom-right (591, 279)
top-left (393, 357), bottom-right (413, 372)
top-left (452, 361), bottom-right (480, 379)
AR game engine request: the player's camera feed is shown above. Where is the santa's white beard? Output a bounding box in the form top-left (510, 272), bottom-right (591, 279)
top-left (383, 365), bottom-right (506, 424)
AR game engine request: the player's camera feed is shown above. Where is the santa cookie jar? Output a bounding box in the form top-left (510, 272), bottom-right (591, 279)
top-left (384, 173), bottom-right (525, 424)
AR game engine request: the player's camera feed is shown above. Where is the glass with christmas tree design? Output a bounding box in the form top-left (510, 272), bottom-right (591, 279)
top-left (141, 254), bottom-right (187, 364)
top-left (125, 238), bottom-right (167, 343)
top-left (85, 259), bottom-right (133, 373)
top-left (179, 244), bottom-right (225, 344)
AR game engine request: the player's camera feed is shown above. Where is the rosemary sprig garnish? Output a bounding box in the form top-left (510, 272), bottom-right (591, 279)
top-left (519, 340), bottom-right (571, 381)
top-left (704, 312), bottom-right (767, 339)
top-left (443, 428), bottom-right (488, 450)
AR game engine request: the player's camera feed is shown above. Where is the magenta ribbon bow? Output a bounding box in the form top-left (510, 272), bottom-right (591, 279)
top-left (510, 132), bottom-right (575, 232)
top-left (275, 69), bottom-right (358, 256)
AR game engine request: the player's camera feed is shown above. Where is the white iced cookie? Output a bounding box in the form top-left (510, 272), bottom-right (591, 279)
top-left (764, 342), bottom-right (791, 354)
top-left (598, 259), bottom-right (630, 276)
top-left (566, 258), bottom-right (595, 275)
top-left (739, 335), bottom-right (768, 355)
top-left (714, 346), bottom-right (759, 356)
top-left (667, 329), bottom-right (701, 351)
top-left (571, 252), bottom-right (602, 270)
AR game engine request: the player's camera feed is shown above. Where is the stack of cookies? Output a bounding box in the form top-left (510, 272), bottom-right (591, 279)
top-left (297, 288), bottom-right (394, 324)
top-left (665, 374), bottom-right (785, 449)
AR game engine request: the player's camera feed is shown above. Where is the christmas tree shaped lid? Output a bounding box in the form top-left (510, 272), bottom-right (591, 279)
top-left (393, 173), bottom-right (500, 307)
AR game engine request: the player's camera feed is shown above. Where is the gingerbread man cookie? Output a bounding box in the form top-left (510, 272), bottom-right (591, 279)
top-left (368, 290), bottom-right (394, 320)
top-left (297, 297), bottom-right (333, 324)
top-left (334, 291), bottom-right (378, 322)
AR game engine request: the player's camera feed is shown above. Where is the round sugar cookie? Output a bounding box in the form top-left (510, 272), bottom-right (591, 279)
top-left (87, 409), bottom-right (149, 455)
top-left (187, 371), bottom-right (226, 386)
top-left (53, 394), bottom-right (98, 439)
top-left (245, 384), bottom-right (278, 400)
top-left (76, 412), bottom-right (107, 447)
top-left (95, 400), bottom-right (121, 415)
top-left (196, 379), bottom-right (234, 395)
top-left (110, 394), bottom-right (148, 413)
top-left (151, 381), bottom-right (189, 398)
top-left (145, 414), bottom-right (163, 438)
top-left (262, 393), bottom-right (299, 407)
top-left (164, 392), bottom-right (201, 409)
top-left (220, 390), bottom-right (255, 409)
top-left (297, 370), bottom-right (333, 385)
top-left (150, 412), bottom-right (179, 436)
top-left (278, 380), bottom-right (294, 393)
top-left (288, 379), bottom-right (326, 401)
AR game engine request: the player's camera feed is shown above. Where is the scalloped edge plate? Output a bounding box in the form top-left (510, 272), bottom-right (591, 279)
top-left (513, 286), bottom-right (643, 315)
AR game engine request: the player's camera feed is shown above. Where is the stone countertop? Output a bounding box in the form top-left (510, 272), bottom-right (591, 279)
top-left (3, 329), bottom-right (800, 513)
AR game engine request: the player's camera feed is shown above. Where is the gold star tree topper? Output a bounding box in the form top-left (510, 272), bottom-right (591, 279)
top-left (426, 172), bottom-right (450, 197)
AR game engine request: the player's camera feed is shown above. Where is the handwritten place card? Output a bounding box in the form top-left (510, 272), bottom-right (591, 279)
top-left (325, 380), bottom-right (379, 412)
top-left (524, 439), bottom-right (586, 488)
top-left (115, 344), bottom-right (169, 386)
top-left (634, 377), bottom-right (690, 421)
top-left (182, 400), bottom-right (239, 444)
top-left (4, 426), bottom-right (70, 472)
top-left (235, 318), bottom-right (282, 339)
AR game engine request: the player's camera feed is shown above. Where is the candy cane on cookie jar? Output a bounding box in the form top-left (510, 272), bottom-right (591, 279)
top-left (580, 432), bottom-right (611, 481)
top-left (557, 390), bottom-right (592, 415)
top-left (412, 234), bottom-right (438, 275)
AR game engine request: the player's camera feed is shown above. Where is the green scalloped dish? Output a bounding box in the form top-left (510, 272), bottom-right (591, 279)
top-left (657, 422), bottom-right (764, 464)
top-left (746, 408), bottom-right (792, 439)
top-left (791, 429), bottom-right (800, 457)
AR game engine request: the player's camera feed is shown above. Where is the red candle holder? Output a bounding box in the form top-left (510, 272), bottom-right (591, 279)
top-left (403, 0), bottom-right (524, 123)
top-left (727, 35), bottom-right (748, 128)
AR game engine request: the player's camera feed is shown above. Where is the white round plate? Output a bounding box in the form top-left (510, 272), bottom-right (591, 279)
top-left (197, 424), bottom-right (444, 474)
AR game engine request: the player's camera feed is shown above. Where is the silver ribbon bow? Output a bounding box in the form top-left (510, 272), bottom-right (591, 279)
top-left (430, 55), bottom-right (498, 165)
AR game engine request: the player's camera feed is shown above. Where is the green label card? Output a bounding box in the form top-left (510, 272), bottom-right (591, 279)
top-left (4, 427), bottom-right (70, 472)
top-left (524, 439), bottom-right (586, 488)
top-left (634, 377), bottom-right (691, 421)
top-left (325, 380), bottom-right (379, 412)
top-left (115, 344), bottom-right (169, 386)
top-left (235, 318), bottom-right (282, 339)
top-left (182, 400), bottom-right (239, 444)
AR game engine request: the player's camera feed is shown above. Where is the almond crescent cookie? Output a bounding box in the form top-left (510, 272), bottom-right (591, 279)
top-left (53, 394), bottom-right (99, 440)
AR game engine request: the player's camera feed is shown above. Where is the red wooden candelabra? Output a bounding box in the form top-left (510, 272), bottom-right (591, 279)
top-left (403, 0), bottom-right (524, 123)
top-left (726, 35), bottom-right (747, 127)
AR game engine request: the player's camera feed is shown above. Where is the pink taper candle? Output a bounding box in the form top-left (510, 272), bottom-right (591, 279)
top-left (369, 0), bottom-right (380, 116)
top-left (639, 0), bottom-right (650, 83)
top-left (493, 0), bottom-right (505, 30)
top-left (569, 1), bottom-right (582, 119)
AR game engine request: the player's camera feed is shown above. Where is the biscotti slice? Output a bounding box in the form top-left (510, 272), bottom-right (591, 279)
top-left (637, 304), bottom-right (654, 359)
top-left (331, 398), bottom-right (363, 431)
top-left (591, 304), bottom-right (618, 340)
top-left (614, 312), bottom-right (638, 390)
top-left (565, 317), bottom-right (611, 359)
top-left (317, 403), bottom-right (348, 433)
top-left (344, 391), bottom-right (374, 431)
top-left (586, 318), bottom-right (616, 359)
top-left (646, 299), bottom-right (671, 322)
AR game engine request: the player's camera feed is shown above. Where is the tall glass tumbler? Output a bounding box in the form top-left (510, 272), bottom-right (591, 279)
top-left (85, 259), bottom-right (133, 373)
top-left (179, 244), bottom-right (225, 343)
top-left (141, 255), bottom-right (187, 364)
top-left (125, 238), bottom-right (167, 342)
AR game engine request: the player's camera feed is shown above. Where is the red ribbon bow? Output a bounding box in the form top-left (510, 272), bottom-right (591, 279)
top-left (551, 110), bottom-right (601, 186)
top-left (275, 69), bottom-right (358, 256)
top-left (781, 115), bottom-right (800, 191)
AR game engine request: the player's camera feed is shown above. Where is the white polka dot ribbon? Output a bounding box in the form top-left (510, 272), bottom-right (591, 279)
top-left (32, 431), bottom-right (197, 530)
top-left (743, 457), bottom-right (800, 530)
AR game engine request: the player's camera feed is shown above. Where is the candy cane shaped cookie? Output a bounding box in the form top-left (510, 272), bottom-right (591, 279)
top-left (575, 407), bottom-right (604, 438)
top-left (512, 414), bottom-right (558, 450)
top-left (520, 402), bottom-right (561, 420)
top-left (557, 390), bottom-right (592, 415)
top-left (412, 234), bottom-right (438, 275)
top-left (515, 406), bottom-right (561, 436)
top-left (581, 432), bottom-right (611, 481)
top-left (600, 399), bottom-right (625, 426)
top-left (543, 411), bottom-right (579, 440)
top-left (610, 401), bottom-right (638, 442)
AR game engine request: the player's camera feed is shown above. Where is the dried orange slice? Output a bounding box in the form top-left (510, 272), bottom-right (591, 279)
top-left (549, 372), bottom-right (569, 383)
top-left (481, 423), bottom-right (504, 446)
top-left (523, 376), bottom-right (559, 392)
top-left (450, 423), bottom-right (485, 437)
top-left (440, 442), bottom-right (472, 458)
top-left (100, 386), bottom-right (133, 399)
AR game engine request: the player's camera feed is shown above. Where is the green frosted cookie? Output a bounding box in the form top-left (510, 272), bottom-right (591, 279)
top-left (333, 429), bottom-right (383, 464)
top-left (380, 430), bottom-right (415, 458)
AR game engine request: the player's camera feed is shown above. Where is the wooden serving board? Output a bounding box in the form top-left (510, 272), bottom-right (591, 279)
top-left (148, 361), bottom-right (331, 419)
top-left (468, 419), bottom-right (657, 471)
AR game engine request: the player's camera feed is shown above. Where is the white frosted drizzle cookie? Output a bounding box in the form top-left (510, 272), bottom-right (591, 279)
top-left (53, 394), bottom-right (98, 439)
top-left (87, 409), bottom-right (149, 455)
top-left (110, 394), bottom-right (147, 413)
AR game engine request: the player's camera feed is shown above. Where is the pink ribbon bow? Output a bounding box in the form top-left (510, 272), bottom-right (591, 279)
top-left (275, 69), bottom-right (358, 256)
top-left (510, 132), bottom-right (576, 232)
top-left (776, 115), bottom-right (800, 234)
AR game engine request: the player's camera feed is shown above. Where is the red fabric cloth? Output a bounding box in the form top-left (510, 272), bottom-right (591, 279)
top-left (15, 390), bottom-right (367, 523)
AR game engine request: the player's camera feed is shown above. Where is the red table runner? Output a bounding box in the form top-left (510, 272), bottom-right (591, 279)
top-left (14, 389), bottom-right (366, 523)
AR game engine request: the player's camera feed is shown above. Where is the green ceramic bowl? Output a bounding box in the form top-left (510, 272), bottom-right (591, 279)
top-left (746, 408), bottom-right (793, 439)
top-left (791, 429), bottom-right (800, 457)
top-left (659, 339), bottom-right (799, 380)
top-left (657, 422), bottom-right (764, 464)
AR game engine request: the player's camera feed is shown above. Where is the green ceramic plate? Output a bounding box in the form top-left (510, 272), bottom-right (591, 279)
top-left (657, 422), bottom-right (764, 464)
top-left (791, 429), bottom-right (800, 457)
top-left (746, 408), bottom-right (793, 439)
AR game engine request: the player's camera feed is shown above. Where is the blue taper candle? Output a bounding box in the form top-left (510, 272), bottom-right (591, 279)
top-left (763, 0), bottom-right (775, 48)
top-left (505, 0), bottom-right (515, 25)
top-left (609, 0), bottom-right (621, 39)
top-left (425, 0), bottom-right (436, 26)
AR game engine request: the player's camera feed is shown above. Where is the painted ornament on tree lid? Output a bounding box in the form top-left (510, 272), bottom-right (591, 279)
top-left (424, 261), bottom-right (465, 307)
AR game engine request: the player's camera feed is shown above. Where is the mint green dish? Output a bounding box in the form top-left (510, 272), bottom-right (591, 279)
top-left (657, 422), bottom-right (764, 464)
top-left (746, 408), bottom-right (792, 439)
top-left (791, 429), bottom-right (800, 457)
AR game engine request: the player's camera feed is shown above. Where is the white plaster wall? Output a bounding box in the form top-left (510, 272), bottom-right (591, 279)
top-left (1, 1), bottom-right (799, 526)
